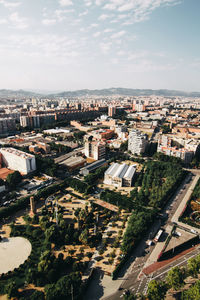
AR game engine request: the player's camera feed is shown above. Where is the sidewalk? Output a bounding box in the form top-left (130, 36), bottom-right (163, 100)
top-left (171, 174), bottom-right (200, 224)
top-left (140, 225), bottom-right (172, 272)
top-left (143, 244), bottom-right (198, 275)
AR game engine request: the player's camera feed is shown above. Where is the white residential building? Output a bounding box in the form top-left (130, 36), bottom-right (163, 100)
top-left (128, 129), bottom-right (148, 155)
top-left (0, 147), bottom-right (36, 174)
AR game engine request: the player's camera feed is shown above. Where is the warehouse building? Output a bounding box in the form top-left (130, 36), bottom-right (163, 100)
top-left (104, 163), bottom-right (136, 187)
top-left (80, 159), bottom-right (107, 176)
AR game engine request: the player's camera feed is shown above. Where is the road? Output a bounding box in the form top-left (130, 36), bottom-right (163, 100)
top-left (102, 170), bottom-right (200, 299)
top-left (54, 147), bottom-right (84, 164)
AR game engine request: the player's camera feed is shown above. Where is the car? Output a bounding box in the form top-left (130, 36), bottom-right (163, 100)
top-left (147, 240), bottom-right (153, 246)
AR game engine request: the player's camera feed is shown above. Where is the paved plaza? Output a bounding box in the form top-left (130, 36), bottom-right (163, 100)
top-left (0, 237), bottom-right (32, 275)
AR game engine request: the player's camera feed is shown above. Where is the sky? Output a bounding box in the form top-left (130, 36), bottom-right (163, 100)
top-left (0, 0), bottom-right (199, 92)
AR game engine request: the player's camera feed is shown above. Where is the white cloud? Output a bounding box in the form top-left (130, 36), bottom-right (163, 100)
top-left (104, 28), bottom-right (113, 33)
top-left (0, 0), bottom-right (21, 8)
top-left (79, 10), bottom-right (88, 17)
top-left (190, 59), bottom-right (200, 68)
top-left (6, 34), bottom-right (79, 61)
top-left (118, 14), bottom-right (128, 19)
top-left (90, 23), bottom-right (99, 27)
top-left (117, 50), bottom-right (126, 56)
top-left (42, 19), bottom-right (57, 25)
top-left (93, 31), bottom-right (101, 37)
top-left (84, 0), bottom-right (92, 7)
top-left (127, 51), bottom-right (147, 61)
top-left (0, 18), bottom-right (7, 24)
top-left (111, 58), bottom-right (118, 64)
top-left (100, 42), bottom-right (112, 54)
top-left (95, 0), bottom-right (105, 5)
top-left (9, 12), bottom-right (28, 29)
top-left (59, 0), bottom-right (73, 7)
top-left (98, 14), bottom-right (110, 20)
top-left (102, 0), bottom-right (181, 24)
top-left (111, 30), bottom-right (126, 39)
top-left (55, 9), bottom-right (74, 21)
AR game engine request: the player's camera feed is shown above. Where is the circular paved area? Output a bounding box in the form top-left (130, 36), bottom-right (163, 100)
top-left (0, 237), bottom-right (32, 275)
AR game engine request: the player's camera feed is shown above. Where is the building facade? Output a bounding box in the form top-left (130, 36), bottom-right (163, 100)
top-left (0, 118), bottom-right (16, 136)
top-left (128, 129), bottom-right (148, 155)
top-left (0, 147), bottom-right (36, 174)
top-left (84, 137), bottom-right (106, 160)
top-left (104, 163), bottom-right (136, 187)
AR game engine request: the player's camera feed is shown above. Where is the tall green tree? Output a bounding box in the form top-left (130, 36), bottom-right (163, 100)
top-left (6, 171), bottom-right (22, 189)
top-left (147, 280), bottom-right (167, 300)
top-left (166, 267), bottom-right (185, 290)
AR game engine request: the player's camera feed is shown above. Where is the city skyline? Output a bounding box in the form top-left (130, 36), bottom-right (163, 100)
top-left (0, 0), bottom-right (199, 91)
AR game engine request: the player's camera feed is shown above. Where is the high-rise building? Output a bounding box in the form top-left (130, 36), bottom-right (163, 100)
top-left (128, 130), bottom-right (148, 155)
top-left (76, 103), bottom-right (82, 110)
top-left (108, 106), bottom-right (116, 117)
top-left (84, 136), bottom-right (106, 160)
top-left (0, 118), bottom-right (16, 136)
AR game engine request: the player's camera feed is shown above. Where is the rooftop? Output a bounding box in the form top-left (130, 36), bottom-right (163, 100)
top-left (0, 147), bottom-right (35, 159)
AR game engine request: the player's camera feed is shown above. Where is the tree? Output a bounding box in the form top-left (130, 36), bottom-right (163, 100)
top-left (38, 250), bottom-right (54, 274)
top-left (6, 171), bottom-right (22, 189)
top-left (166, 267), bottom-right (185, 290)
top-left (120, 141), bottom-right (128, 152)
top-left (45, 225), bottom-right (59, 243)
top-left (30, 290), bottom-right (45, 300)
top-left (123, 290), bottom-right (137, 300)
top-left (45, 284), bottom-right (60, 300)
top-left (181, 280), bottom-right (200, 300)
top-left (5, 281), bottom-right (18, 299)
top-left (79, 229), bottom-right (89, 245)
top-left (187, 257), bottom-right (200, 278)
top-left (0, 178), bottom-right (4, 186)
top-left (147, 280), bottom-right (167, 300)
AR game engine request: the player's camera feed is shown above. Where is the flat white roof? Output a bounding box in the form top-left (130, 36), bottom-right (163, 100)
top-left (0, 147), bottom-right (35, 159)
top-left (105, 163), bottom-right (135, 181)
top-left (43, 128), bottom-right (70, 134)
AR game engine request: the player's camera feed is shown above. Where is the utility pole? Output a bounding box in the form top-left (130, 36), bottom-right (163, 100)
top-left (71, 284), bottom-right (73, 300)
top-left (94, 225), bottom-right (97, 235)
top-left (55, 200), bottom-right (58, 226)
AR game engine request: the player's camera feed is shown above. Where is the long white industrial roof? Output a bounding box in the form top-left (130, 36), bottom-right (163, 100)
top-left (124, 165), bottom-right (136, 180)
top-left (105, 163), bottom-right (136, 180)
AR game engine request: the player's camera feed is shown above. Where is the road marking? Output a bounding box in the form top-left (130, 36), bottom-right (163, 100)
top-left (136, 278), bottom-right (144, 293)
top-left (152, 251), bottom-right (199, 281)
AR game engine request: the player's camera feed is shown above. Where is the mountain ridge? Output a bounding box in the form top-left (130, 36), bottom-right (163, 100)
top-left (0, 88), bottom-right (200, 99)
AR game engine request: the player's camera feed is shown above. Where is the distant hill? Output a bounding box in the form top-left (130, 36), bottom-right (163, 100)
top-left (0, 89), bottom-right (41, 99)
top-left (48, 88), bottom-right (200, 98)
top-left (0, 88), bottom-right (200, 99)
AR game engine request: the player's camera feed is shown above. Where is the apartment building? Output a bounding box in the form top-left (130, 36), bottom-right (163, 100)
top-left (0, 118), bottom-right (16, 136)
top-left (84, 136), bottom-right (106, 160)
top-left (128, 129), bottom-right (148, 155)
top-left (0, 147), bottom-right (36, 174)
